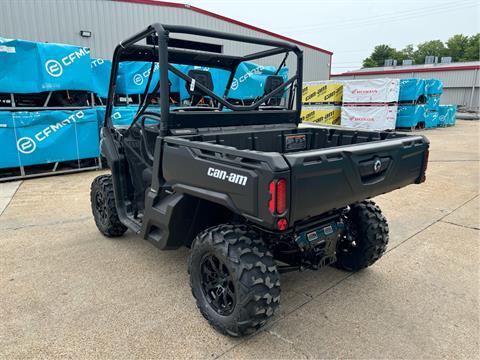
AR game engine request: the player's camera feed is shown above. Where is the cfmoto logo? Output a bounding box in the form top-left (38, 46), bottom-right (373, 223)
top-left (17, 137), bottom-right (37, 154)
top-left (45, 60), bottom-right (63, 77)
top-left (373, 159), bottom-right (382, 173)
top-left (231, 78), bottom-right (239, 90)
top-left (133, 73), bottom-right (144, 86)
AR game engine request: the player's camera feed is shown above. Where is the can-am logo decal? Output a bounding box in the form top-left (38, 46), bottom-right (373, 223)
top-left (45, 47), bottom-right (90, 77)
top-left (16, 111), bottom-right (85, 154)
top-left (230, 65), bottom-right (264, 91)
top-left (133, 63), bottom-right (160, 86)
top-left (207, 167), bottom-right (248, 186)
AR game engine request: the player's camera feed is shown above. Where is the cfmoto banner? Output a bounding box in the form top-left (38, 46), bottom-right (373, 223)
top-left (0, 37), bottom-right (95, 93)
top-left (0, 109), bottom-right (99, 169)
top-left (91, 58), bottom-right (112, 99)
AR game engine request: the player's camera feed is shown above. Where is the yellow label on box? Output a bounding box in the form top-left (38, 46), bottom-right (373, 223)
top-left (302, 83), bottom-right (343, 104)
top-left (300, 108), bottom-right (341, 125)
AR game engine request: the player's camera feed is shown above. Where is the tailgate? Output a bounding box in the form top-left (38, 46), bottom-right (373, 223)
top-left (284, 135), bottom-right (429, 223)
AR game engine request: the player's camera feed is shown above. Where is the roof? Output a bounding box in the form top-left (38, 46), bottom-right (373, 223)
top-left (331, 61), bottom-right (480, 77)
top-left (114, 0), bottom-right (333, 55)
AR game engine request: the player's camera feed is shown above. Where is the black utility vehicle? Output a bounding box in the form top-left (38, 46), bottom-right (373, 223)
top-left (91, 24), bottom-right (429, 337)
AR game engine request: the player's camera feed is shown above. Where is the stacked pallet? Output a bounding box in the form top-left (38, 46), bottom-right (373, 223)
top-left (0, 37), bottom-right (100, 180)
top-left (396, 78), bottom-right (456, 129)
top-left (340, 79), bottom-right (399, 131)
top-left (300, 81), bottom-right (343, 125)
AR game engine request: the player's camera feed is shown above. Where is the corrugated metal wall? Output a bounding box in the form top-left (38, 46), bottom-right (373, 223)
top-left (333, 69), bottom-right (479, 110)
top-left (0, 0), bottom-right (331, 81)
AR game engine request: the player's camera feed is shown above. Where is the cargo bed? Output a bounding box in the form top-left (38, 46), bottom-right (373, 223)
top-left (167, 125), bottom-right (429, 226)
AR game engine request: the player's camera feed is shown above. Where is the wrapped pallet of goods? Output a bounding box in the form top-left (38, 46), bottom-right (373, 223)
top-left (0, 37), bottom-right (102, 181)
top-left (0, 37), bottom-right (95, 108)
top-left (342, 78), bottom-right (400, 104)
top-left (300, 105), bottom-right (341, 125)
top-left (341, 105), bottom-right (398, 131)
top-left (302, 80), bottom-right (343, 104)
top-left (438, 105), bottom-right (457, 127)
top-left (425, 110), bottom-right (439, 128)
top-left (398, 78), bottom-right (426, 104)
top-left (396, 105), bottom-right (427, 129)
top-left (0, 109), bottom-right (99, 170)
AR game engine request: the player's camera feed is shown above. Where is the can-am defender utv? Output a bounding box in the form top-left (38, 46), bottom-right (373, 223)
top-left (91, 24), bottom-right (429, 337)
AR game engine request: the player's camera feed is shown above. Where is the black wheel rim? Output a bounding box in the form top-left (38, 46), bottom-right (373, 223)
top-left (200, 254), bottom-right (236, 316)
top-left (94, 191), bottom-right (108, 224)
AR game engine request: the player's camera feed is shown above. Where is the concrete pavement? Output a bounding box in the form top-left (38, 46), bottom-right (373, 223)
top-left (0, 120), bottom-right (478, 359)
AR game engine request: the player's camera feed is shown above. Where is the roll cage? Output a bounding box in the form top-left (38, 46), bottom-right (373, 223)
top-left (104, 23), bottom-right (304, 136)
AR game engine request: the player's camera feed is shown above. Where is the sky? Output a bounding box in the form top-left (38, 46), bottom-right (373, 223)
top-left (164, 0), bottom-right (479, 73)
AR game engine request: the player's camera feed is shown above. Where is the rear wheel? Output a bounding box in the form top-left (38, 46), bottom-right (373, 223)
top-left (90, 175), bottom-right (127, 237)
top-left (189, 224), bottom-right (280, 337)
top-left (335, 200), bottom-right (389, 271)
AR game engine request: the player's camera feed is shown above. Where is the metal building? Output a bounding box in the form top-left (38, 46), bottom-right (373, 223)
top-left (0, 0), bottom-right (332, 81)
top-left (331, 61), bottom-right (480, 111)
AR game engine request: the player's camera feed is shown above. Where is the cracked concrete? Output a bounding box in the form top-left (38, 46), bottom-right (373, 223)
top-left (0, 120), bottom-right (478, 359)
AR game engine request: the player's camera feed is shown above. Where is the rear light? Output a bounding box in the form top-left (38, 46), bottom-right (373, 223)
top-left (268, 179), bottom-right (288, 230)
top-left (268, 181), bottom-right (276, 213)
top-left (277, 218), bottom-right (288, 231)
top-left (276, 179), bottom-right (287, 214)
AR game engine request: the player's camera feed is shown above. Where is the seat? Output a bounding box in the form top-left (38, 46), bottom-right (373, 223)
top-left (263, 75), bottom-right (285, 106)
top-left (186, 70), bottom-right (214, 106)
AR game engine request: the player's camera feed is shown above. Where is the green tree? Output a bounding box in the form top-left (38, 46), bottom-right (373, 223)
top-left (446, 34), bottom-right (470, 61)
top-left (362, 44), bottom-right (399, 67)
top-left (413, 40), bottom-right (446, 64)
top-left (362, 34), bottom-right (479, 68)
top-left (398, 44), bottom-right (415, 63)
top-left (465, 34), bottom-right (480, 61)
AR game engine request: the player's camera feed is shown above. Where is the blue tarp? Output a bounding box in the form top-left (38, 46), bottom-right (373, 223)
top-left (438, 105), bottom-right (457, 126)
top-left (92, 60), bottom-right (288, 100)
top-left (0, 109), bottom-right (99, 169)
top-left (425, 110), bottom-right (439, 128)
top-left (96, 106), bottom-right (137, 127)
top-left (396, 105), bottom-right (426, 128)
top-left (116, 62), bottom-right (182, 95)
top-left (398, 78), bottom-right (426, 102)
top-left (0, 37), bottom-right (95, 93)
top-left (425, 79), bottom-right (443, 95)
top-left (91, 58), bottom-right (112, 98)
top-left (177, 63), bottom-right (289, 101)
top-left (96, 106), bottom-right (161, 127)
top-left (426, 95), bottom-right (440, 111)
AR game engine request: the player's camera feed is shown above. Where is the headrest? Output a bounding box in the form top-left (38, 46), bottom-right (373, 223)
top-left (186, 70), bottom-right (214, 96)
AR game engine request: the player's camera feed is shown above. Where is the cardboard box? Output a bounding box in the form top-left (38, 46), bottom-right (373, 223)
top-left (302, 81), bottom-right (343, 104)
top-left (301, 105), bottom-right (341, 125)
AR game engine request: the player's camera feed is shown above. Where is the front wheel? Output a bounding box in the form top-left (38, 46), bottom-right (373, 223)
top-left (188, 224), bottom-right (280, 337)
top-left (335, 200), bottom-right (389, 271)
top-left (90, 175), bottom-right (127, 237)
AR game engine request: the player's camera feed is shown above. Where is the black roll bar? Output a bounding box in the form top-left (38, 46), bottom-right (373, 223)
top-left (105, 23), bottom-right (304, 136)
